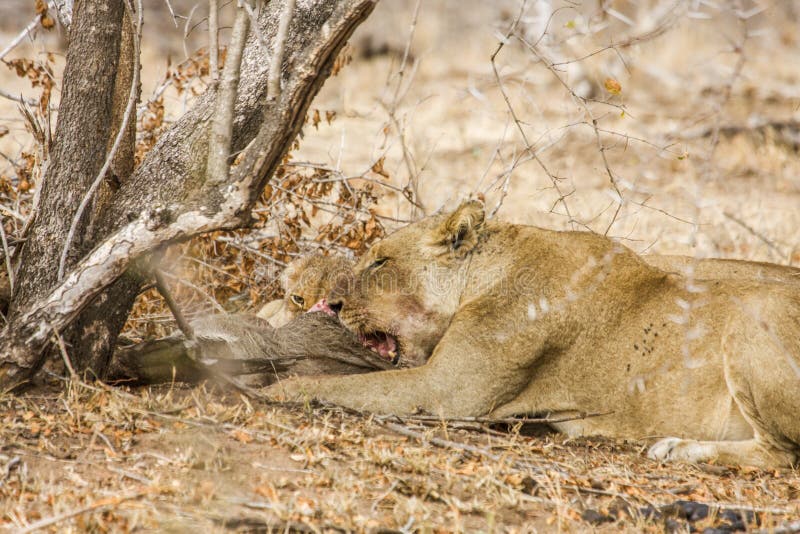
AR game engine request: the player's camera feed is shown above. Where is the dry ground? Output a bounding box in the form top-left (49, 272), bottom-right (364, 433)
top-left (2, 0), bottom-right (800, 532)
top-left (2, 382), bottom-right (799, 532)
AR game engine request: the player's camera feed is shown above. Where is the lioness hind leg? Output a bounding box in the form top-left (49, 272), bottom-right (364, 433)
top-left (648, 437), bottom-right (796, 468)
top-left (650, 299), bottom-right (800, 468)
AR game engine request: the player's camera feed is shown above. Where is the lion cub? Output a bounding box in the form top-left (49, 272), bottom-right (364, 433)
top-left (257, 254), bottom-right (352, 327)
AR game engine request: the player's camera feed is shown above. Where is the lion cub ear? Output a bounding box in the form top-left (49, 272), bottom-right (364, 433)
top-left (280, 255), bottom-right (310, 292)
top-left (434, 200), bottom-right (485, 255)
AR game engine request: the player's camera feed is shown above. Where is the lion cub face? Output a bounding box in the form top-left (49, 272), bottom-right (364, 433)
top-left (282, 254), bottom-right (353, 317)
top-left (257, 254), bottom-right (352, 326)
top-left (330, 201), bottom-right (485, 366)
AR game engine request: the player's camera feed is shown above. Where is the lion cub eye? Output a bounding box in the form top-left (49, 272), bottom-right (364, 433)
top-left (289, 294), bottom-right (305, 307)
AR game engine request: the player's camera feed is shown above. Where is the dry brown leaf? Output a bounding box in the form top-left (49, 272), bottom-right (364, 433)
top-left (604, 77), bottom-right (622, 95)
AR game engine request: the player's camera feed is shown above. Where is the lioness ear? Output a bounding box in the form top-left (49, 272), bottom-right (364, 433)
top-left (437, 200), bottom-right (485, 254)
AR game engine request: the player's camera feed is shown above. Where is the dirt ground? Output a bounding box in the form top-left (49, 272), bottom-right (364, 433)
top-left (1, 0), bottom-right (800, 532)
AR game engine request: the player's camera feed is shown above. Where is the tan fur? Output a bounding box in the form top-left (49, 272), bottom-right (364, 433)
top-left (643, 255), bottom-right (800, 286)
top-left (256, 254), bottom-right (353, 327)
top-left (266, 202), bottom-right (800, 468)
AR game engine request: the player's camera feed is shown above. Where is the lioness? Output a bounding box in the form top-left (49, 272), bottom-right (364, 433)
top-left (266, 201), bottom-right (800, 468)
top-left (257, 254), bottom-right (353, 327)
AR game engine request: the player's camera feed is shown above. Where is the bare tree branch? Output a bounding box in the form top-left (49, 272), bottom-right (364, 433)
top-left (0, 88), bottom-right (37, 107)
top-left (206, 0), bottom-right (251, 185)
top-left (241, 0), bottom-right (271, 54)
top-left (0, 222), bottom-right (13, 298)
top-left (181, 3), bottom-right (200, 60)
top-left (488, 0), bottom-right (574, 224)
top-left (268, 0), bottom-right (295, 99)
top-left (208, 0), bottom-right (219, 80)
top-left (153, 268), bottom-right (196, 341)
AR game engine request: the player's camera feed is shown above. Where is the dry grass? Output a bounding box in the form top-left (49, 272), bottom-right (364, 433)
top-left (2, 0), bottom-right (800, 531)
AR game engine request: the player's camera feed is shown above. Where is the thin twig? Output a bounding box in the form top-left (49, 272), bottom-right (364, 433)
top-left (0, 2), bottom-right (56, 61)
top-left (722, 214), bottom-right (783, 259)
top-left (489, 1), bottom-right (574, 224)
top-left (153, 267), bottom-right (274, 402)
top-left (549, 9), bottom-right (680, 68)
top-left (0, 221), bottom-right (13, 296)
top-left (208, 0), bottom-right (219, 80)
top-left (57, 0), bottom-right (143, 281)
top-left (378, 420), bottom-right (506, 461)
top-left (16, 490), bottom-right (152, 534)
top-left (153, 268), bottom-right (195, 341)
top-left (136, 49), bottom-right (214, 116)
top-left (0, 88), bottom-right (38, 107)
top-left (383, 0), bottom-right (424, 217)
top-left (182, 3), bottom-right (200, 60)
top-left (162, 0), bottom-right (180, 28)
top-left (389, 0), bottom-right (420, 107)
top-left (51, 327), bottom-right (77, 379)
top-left (157, 269), bottom-right (226, 313)
top-left (387, 411), bottom-right (611, 426)
top-left (515, 33), bottom-right (625, 235)
top-left (268, 0), bottom-right (295, 99)
top-left (240, 0), bottom-right (270, 54)
top-left (206, 0), bottom-right (251, 184)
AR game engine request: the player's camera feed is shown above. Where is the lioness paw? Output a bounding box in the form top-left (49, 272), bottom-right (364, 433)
top-left (648, 437), bottom-right (714, 463)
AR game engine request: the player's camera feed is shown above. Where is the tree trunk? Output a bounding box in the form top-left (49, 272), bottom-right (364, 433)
top-left (64, 4), bottom-right (141, 377)
top-left (11, 0), bottom-right (124, 311)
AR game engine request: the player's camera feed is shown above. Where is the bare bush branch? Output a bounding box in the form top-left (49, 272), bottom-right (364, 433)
top-left (0, 1), bottom-right (55, 61)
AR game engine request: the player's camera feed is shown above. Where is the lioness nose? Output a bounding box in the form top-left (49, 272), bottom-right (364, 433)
top-left (328, 298), bottom-right (344, 315)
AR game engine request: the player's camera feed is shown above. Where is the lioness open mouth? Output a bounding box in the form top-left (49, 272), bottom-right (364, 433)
top-left (358, 331), bottom-right (400, 366)
top-left (306, 299), bottom-right (400, 366)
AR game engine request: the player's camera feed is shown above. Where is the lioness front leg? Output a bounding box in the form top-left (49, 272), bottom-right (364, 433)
top-left (267, 367), bottom-right (440, 414)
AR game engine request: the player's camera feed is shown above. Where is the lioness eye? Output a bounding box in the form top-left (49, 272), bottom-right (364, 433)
top-left (290, 294), bottom-right (304, 307)
top-left (370, 258), bottom-right (388, 270)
